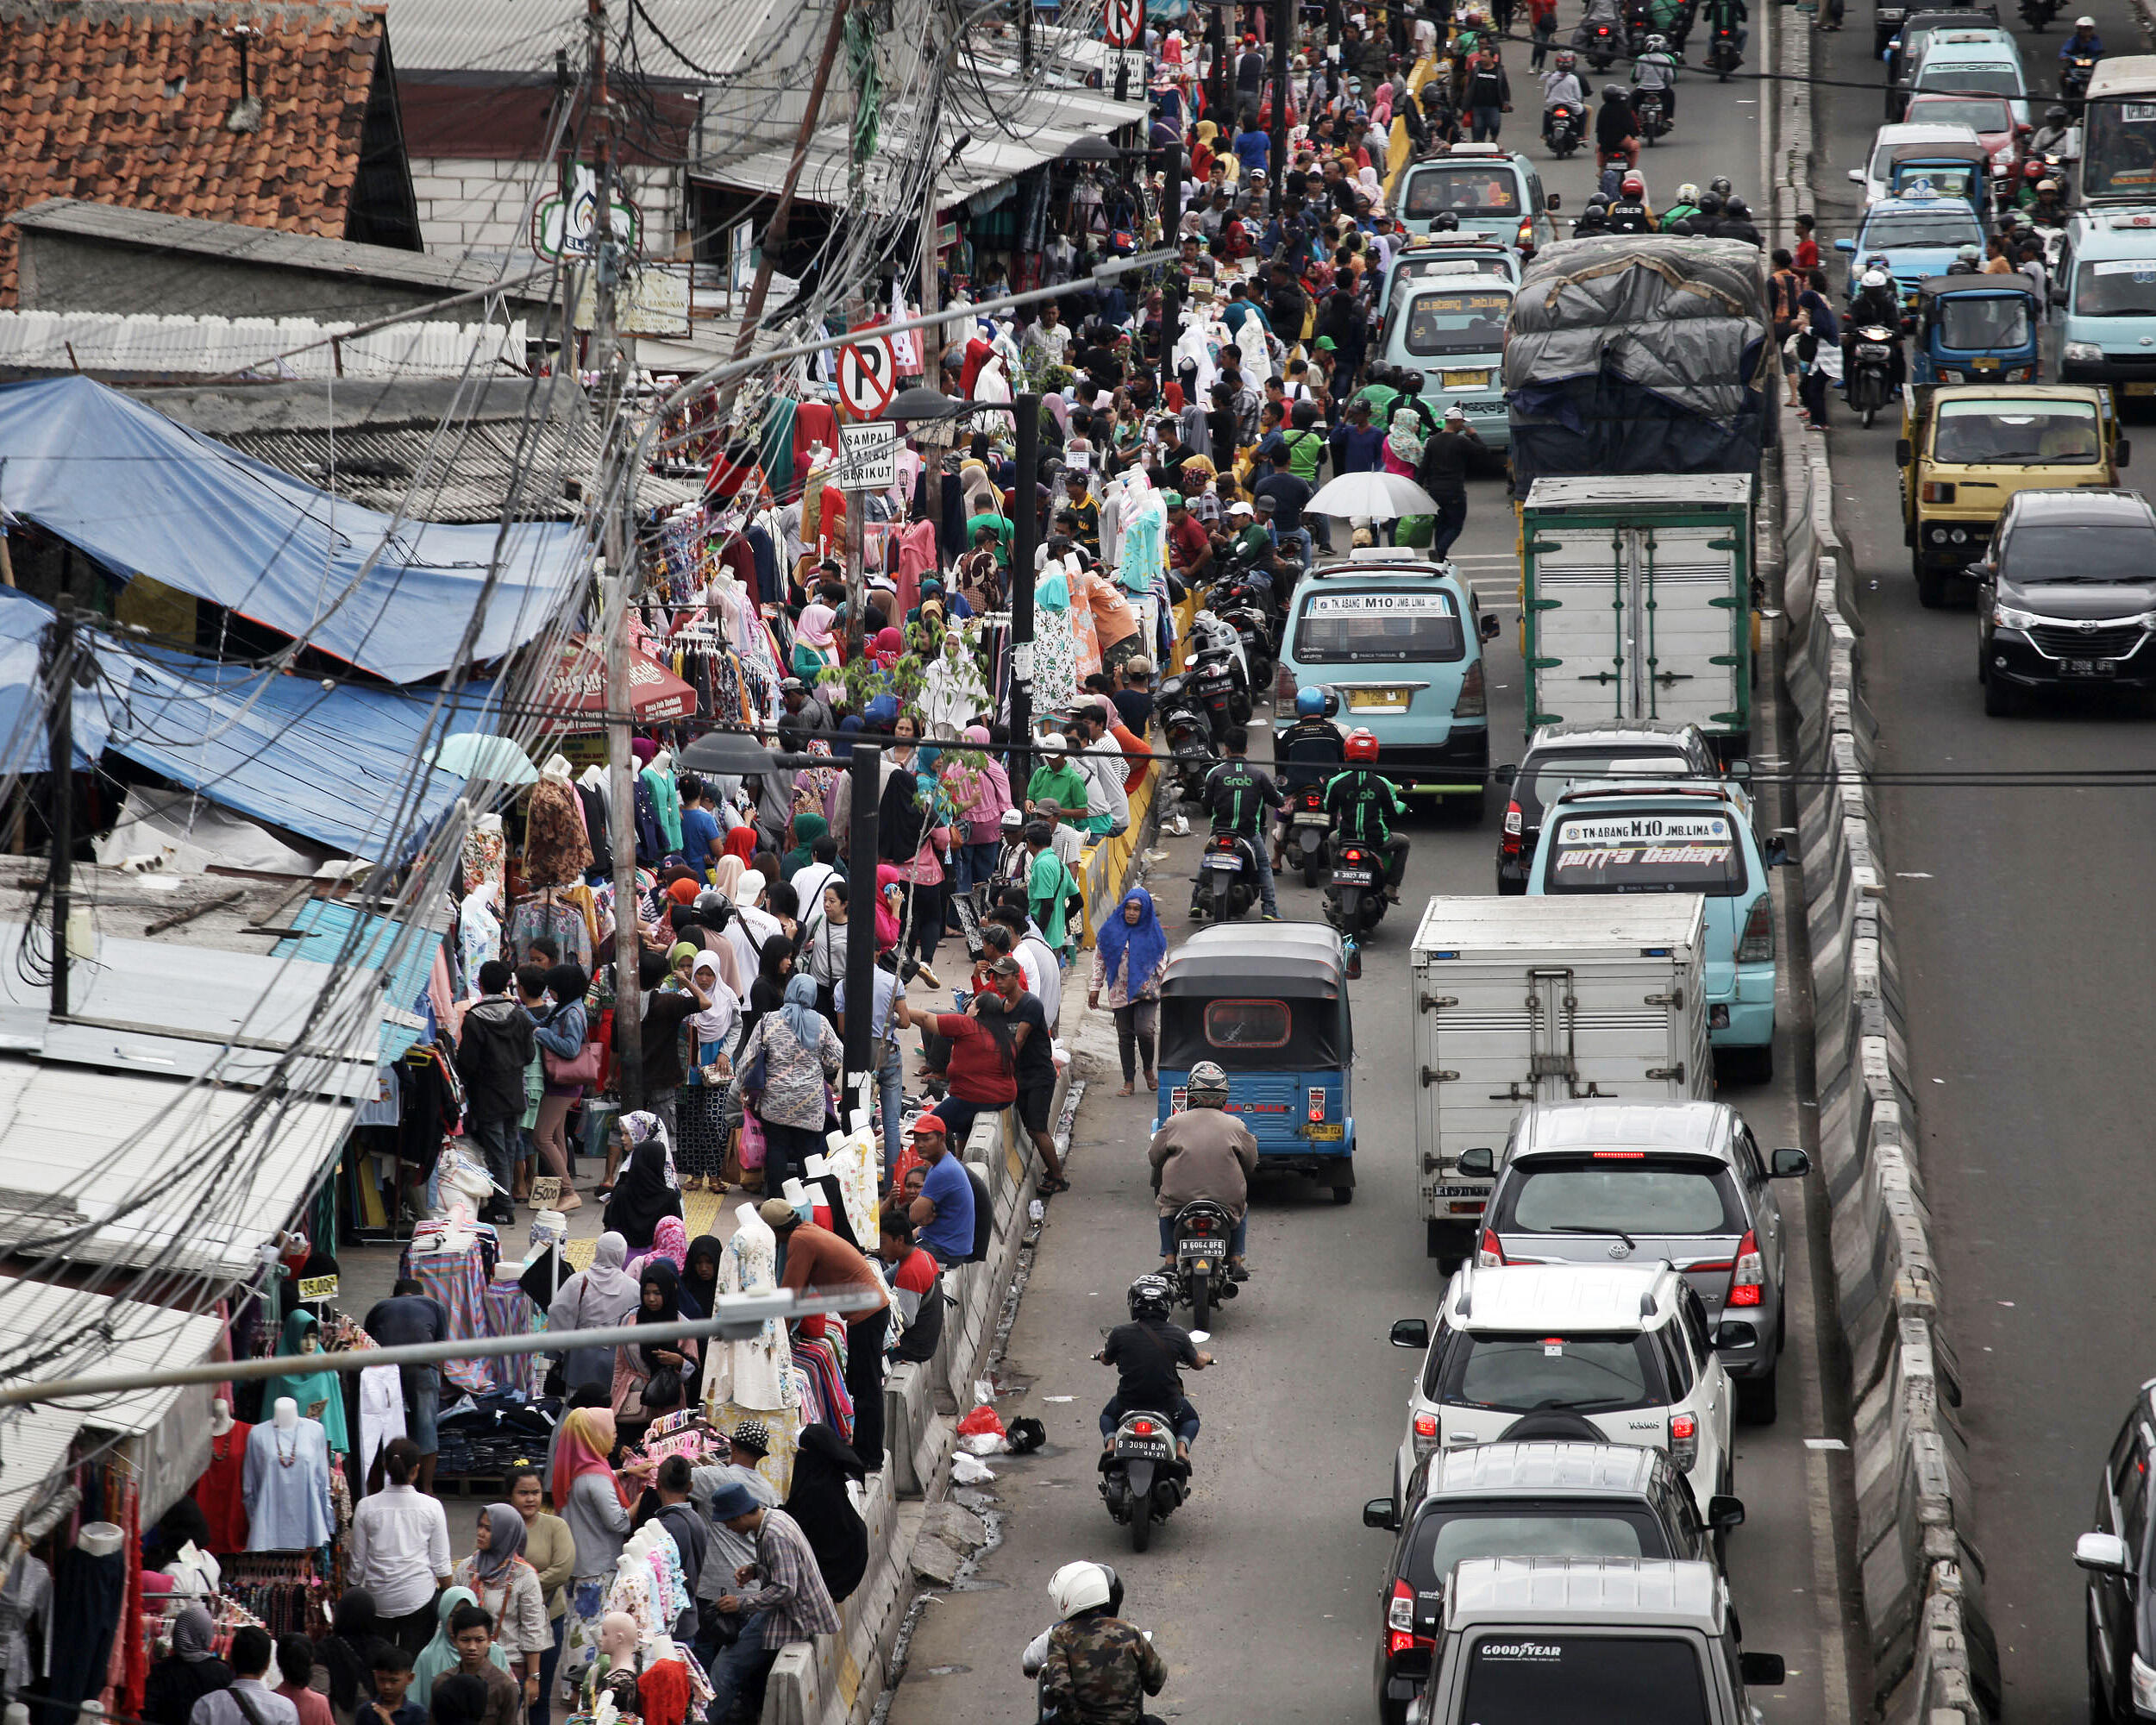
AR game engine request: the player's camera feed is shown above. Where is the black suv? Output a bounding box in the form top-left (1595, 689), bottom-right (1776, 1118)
top-left (1494, 720), bottom-right (1729, 894)
top-left (1976, 489), bottom-right (2156, 715)
top-left (2076, 1381), bottom-right (2156, 1722)
top-left (1363, 1440), bottom-right (1742, 1725)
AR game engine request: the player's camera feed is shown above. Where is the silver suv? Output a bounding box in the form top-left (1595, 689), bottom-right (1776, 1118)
top-left (1413, 1556), bottom-right (1784, 1725)
top-left (1463, 1101), bottom-right (1808, 1423)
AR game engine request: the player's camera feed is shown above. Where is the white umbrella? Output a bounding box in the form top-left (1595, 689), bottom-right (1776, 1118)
top-left (427, 731), bottom-right (539, 787)
top-left (1306, 470), bottom-right (1442, 520)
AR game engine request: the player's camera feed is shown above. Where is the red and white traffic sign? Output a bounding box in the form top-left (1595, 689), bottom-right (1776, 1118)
top-left (836, 329), bottom-right (897, 417)
top-left (1104, 0), bottom-right (1142, 49)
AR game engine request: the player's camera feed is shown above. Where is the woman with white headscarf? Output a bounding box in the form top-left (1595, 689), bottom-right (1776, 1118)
top-left (676, 950), bottom-right (741, 1192)
top-left (548, 1231), bottom-right (641, 1395)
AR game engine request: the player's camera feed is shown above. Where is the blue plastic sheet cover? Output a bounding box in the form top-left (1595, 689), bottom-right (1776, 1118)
top-left (273, 899), bottom-right (441, 1063)
top-left (0, 586), bottom-right (500, 862)
top-left (0, 376), bottom-right (588, 683)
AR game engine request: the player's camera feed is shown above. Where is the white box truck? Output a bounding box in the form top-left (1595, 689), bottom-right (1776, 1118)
top-left (1410, 895), bottom-right (1714, 1270)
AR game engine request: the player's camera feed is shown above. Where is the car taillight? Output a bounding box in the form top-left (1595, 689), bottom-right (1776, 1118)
top-left (1412, 1411), bottom-right (1440, 1457)
top-left (1738, 895), bottom-right (1774, 963)
top-left (1501, 801), bottom-right (1523, 859)
top-left (1308, 1086), bottom-right (1326, 1122)
top-left (1454, 661), bottom-right (1487, 718)
top-left (1275, 662), bottom-right (1299, 703)
top-left (1387, 1578), bottom-right (1419, 1655)
top-left (1477, 1227), bottom-right (1505, 1267)
top-left (1517, 217), bottom-right (1534, 248)
top-left (1668, 1410), bottom-right (1699, 1472)
top-left (1729, 1229), bottom-right (1764, 1307)
top-left (1132, 1420), bottom-right (1155, 1436)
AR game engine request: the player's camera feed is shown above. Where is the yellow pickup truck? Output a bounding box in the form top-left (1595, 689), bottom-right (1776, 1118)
top-left (1896, 383), bottom-right (2128, 608)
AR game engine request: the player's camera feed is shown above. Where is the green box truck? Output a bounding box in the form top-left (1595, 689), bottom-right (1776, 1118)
top-left (1518, 474), bottom-right (1756, 762)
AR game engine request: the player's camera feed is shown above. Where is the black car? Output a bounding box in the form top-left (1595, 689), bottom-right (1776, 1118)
top-left (1494, 720), bottom-right (1729, 893)
top-left (2076, 1381), bottom-right (2156, 1722)
top-left (1364, 1440), bottom-right (1741, 1725)
top-left (1976, 488), bottom-right (2156, 715)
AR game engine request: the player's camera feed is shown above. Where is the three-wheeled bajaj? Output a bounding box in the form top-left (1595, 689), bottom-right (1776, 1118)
top-left (1908, 272), bottom-right (2042, 385)
top-left (1152, 925), bottom-right (1357, 1239)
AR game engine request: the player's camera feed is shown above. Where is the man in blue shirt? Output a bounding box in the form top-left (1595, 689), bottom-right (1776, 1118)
top-left (679, 775), bottom-right (722, 876)
top-left (906, 1116), bottom-right (976, 1265)
top-left (1233, 123), bottom-right (1270, 179)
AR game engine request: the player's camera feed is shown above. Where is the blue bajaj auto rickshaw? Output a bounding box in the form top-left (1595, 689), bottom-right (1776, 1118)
top-left (1153, 925), bottom-right (1357, 1204)
top-left (1909, 273), bottom-right (2040, 383)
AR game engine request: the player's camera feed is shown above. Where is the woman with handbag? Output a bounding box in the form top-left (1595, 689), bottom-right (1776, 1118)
top-left (529, 964), bottom-right (595, 1211)
top-left (611, 1259), bottom-right (699, 1437)
top-left (726, 973), bottom-right (843, 1195)
top-left (675, 950), bottom-right (739, 1193)
top-left (546, 1232), bottom-right (640, 1397)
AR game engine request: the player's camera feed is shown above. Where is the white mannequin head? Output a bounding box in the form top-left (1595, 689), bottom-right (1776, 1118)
top-left (598, 1611), bottom-right (639, 1664)
top-left (651, 750), bottom-right (673, 775)
top-left (209, 1396), bottom-right (233, 1435)
top-left (272, 1396), bottom-right (298, 1431)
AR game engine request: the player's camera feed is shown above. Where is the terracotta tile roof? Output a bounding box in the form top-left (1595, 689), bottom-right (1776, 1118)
top-left (0, 1), bottom-right (389, 304)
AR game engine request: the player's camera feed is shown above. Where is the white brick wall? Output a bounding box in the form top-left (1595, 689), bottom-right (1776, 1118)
top-left (411, 157), bottom-right (683, 260)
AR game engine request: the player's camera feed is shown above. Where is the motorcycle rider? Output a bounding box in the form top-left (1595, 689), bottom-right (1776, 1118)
top-left (1148, 1059), bottom-right (1258, 1281)
top-left (2030, 103), bottom-right (2076, 160)
top-left (1595, 83), bottom-right (1639, 170)
top-left (1572, 0), bottom-right (1625, 56)
top-left (1693, 189), bottom-right (1725, 231)
top-left (1607, 171), bottom-right (1654, 232)
top-left (1031, 1564), bottom-right (1168, 1723)
top-left (2060, 15), bottom-right (2103, 61)
top-left (1660, 179), bottom-right (1703, 229)
top-left (1323, 730), bottom-right (1413, 903)
top-left (1704, 0), bottom-right (1746, 60)
top-left (1715, 193), bottom-right (1763, 246)
top-left (1572, 191), bottom-right (1615, 236)
top-left (1097, 1273), bottom-right (1210, 1461)
top-left (1193, 729), bottom-right (1282, 921)
top-left (2028, 176), bottom-right (2069, 226)
top-left (1541, 49), bottom-right (1588, 143)
top-left (1843, 265), bottom-right (1908, 394)
top-left (1632, 33), bottom-right (1679, 122)
top-left (1273, 687), bottom-right (1347, 868)
top-left (1946, 242), bottom-right (1983, 275)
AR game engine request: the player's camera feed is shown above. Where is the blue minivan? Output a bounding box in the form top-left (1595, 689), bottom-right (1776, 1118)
top-left (1272, 549), bottom-right (1501, 818)
top-left (2056, 209), bottom-right (2156, 392)
top-left (1525, 781), bottom-right (1783, 1078)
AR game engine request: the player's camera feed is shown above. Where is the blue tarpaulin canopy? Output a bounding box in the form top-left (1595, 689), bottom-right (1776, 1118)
top-left (0, 376), bottom-right (588, 683)
top-left (0, 586), bottom-right (501, 861)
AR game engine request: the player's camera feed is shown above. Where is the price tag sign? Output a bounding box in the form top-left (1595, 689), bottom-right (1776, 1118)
top-left (298, 1274), bottom-right (340, 1302)
top-left (530, 1177), bottom-right (564, 1210)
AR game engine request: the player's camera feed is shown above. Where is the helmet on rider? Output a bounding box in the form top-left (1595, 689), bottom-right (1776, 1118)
top-left (1696, 191), bottom-right (1723, 216)
top-left (1957, 243), bottom-right (1981, 262)
top-left (1645, 32), bottom-right (1668, 50)
top-left (2076, 13), bottom-right (2096, 24)
top-left (1125, 1274), bottom-right (1176, 1322)
top-left (1603, 84), bottom-right (1627, 103)
top-left (1344, 728), bottom-right (1381, 763)
top-left (2024, 159), bottom-right (2046, 181)
top-left (1676, 181), bottom-right (1701, 204)
top-left (2039, 177), bottom-right (2059, 194)
top-left (1186, 1060), bottom-right (1231, 1107)
top-left (1725, 195), bottom-right (1749, 219)
top-left (1555, 48), bottom-right (1576, 66)
top-left (2046, 104), bottom-right (2071, 124)
top-left (1049, 1562), bottom-right (1119, 1619)
top-left (1620, 172), bottom-right (1645, 195)
top-left (1860, 266), bottom-right (1890, 291)
top-left (1709, 175), bottom-right (1733, 197)
top-left (1294, 687), bottom-right (1327, 718)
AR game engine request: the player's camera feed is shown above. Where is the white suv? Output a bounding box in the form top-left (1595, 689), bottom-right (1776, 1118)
top-left (1387, 1264), bottom-right (1734, 1517)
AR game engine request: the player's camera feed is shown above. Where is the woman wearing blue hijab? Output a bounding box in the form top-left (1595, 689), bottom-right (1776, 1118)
top-left (1087, 888), bottom-right (1169, 1095)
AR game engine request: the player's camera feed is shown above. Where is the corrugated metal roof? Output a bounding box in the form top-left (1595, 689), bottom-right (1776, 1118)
top-left (0, 309), bottom-right (528, 382)
top-left (0, 1057), bottom-right (354, 1278)
top-left (385, 0), bottom-right (806, 78)
top-left (0, 1282), bottom-right (224, 1543)
top-left (273, 900), bottom-right (440, 1063)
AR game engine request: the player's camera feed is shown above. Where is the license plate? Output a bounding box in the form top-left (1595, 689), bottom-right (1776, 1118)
top-left (1971, 356), bottom-right (1999, 370)
top-left (1432, 1183), bottom-right (1490, 1196)
top-left (2128, 384), bottom-right (2156, 397)
top-left (1346, 687), bottom-right (1409, 711)
top-left (1294, 811), bottom-right (1331, 825)
top-left (1857, 344), bottom-right (1890, 357)
top-left (1206, 854), bottom-right (1243, 869)
top-left (1119, 1439), bottom-right (1172, 1458)
top-left (2062, 657), bottom-right (2118, 676)
top-left (1441, 370), bottom-right (1489, 389)
top-left (1334, 867), bottom-right (1375, 884)
top-left (1177, 1239), bottom-right (1224, 1258)
top-left (1307, 1122), bottom-right (1345, 1141)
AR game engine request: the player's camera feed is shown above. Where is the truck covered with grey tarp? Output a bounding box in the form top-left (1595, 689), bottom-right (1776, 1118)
top-left (1503, 236), bottom-right (1776, 486)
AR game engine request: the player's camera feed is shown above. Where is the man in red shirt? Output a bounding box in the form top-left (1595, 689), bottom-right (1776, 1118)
top-left (1164, 493), bottom-right (1214, 583)
top-left (1793, 213), bottom-right (1820, 273)
top-left (875, 1208), bottom-right (946, 1362)
top-left (762, 1198), bottom-right (893, 1471)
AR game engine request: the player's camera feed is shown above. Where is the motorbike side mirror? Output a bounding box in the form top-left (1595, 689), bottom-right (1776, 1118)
top-left (1389, 1317), bottom-right (1431, 1350)
top-left (1363, 1497), bottom-right (1401, 1531)
top-left (1714, 1320), bottom-right (1758, 1350)
top-left (1479, 612), bottom-right (1501, 641)
top-left (1457, 1147), bottom-right (1495, 1178)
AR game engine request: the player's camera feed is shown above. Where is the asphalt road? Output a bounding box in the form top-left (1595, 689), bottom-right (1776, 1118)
top-left (883, 59), bottom-right (1859, 1717)
top-left (1813, 0), bottom-right (2156, 1710)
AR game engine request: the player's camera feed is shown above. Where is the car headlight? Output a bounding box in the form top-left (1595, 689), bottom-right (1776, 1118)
top-left (2065, 341), bottom-right (2104, 364)
top-left (1992, 602), bottom-right (2040, 632)
top-left (2131, 1651), bottom-right (2156, 1714)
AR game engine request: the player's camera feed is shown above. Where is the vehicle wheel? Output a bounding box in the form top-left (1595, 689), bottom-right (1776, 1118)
top-left (1862, 402), bottom-right (1877, 429)
top-left (1915, 564), bottom-right (1946, 608)
top-left (1189, 1267), bottom-right (1212, 1332)
top-left (1737, 1367), bottom-right (1779, 1425)
top-left (1984, 673), bottom-right (2017, 717)
top-left (1131, 1495), bottom-right (1154, 1552)
top-left (1303, 862), bottom-right (1320, 888)
top-left (1332, 1180), bottom-right (1355, 1205)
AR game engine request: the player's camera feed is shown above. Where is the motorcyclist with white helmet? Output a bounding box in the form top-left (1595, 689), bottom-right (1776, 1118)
top-left (1843, 264), bottom-right (1907, 393)
top-left (1661, 180), bottom-right (1703, 229)
top-left (1097, 1272), bottom-right (1212, 1460)
top-left (1632, 33), bottom-right (1679, 121)
top-left (1031, 1562), bottom-right (1169, 1723)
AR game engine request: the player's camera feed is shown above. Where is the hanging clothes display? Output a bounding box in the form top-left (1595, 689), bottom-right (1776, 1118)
top-left (0, 1552), bottom-right (49, 1700)
top-left (191, 1421), bottom-right (253, 1553)
top-left (505, 891), bottom-right (593, 971)
top-left (524, 760), bottom-right (593, 887)
top-left (41, 1538), bottom-right (123, 1725)
top-left (461, 817), bottom-right (507, 900)
top-left (642, 762), bottom-right (684, 856)
top-left (241, 1419), bottom-right (335, 1551)
top-left (403, 1229), bottom-right (501, 1396)
top-left (258, 1312), bottom-right (350, 1456)
top-left (456, 883), bottom-right (502, 988)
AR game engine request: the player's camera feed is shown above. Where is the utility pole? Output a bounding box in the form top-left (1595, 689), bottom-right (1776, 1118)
top-left (842, 743), bottom-right (881, 1110)
top-left (841, 3), bottom-right (871, 659)
top-left (588, 0), bottom-right (642, 1110)
top-left (1270, 0), bottom-right (1291, 216)
top-left (713, 0), bottom-right (850, 429)
top-left (1156, 137), bottom-right (1182, 401)
top-left (919, 177), bottom-right (943, 394)
top-left (1008, 392), bottom-right (1041, 751)
top-left (41, 601), bottom-right (76, 1019)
